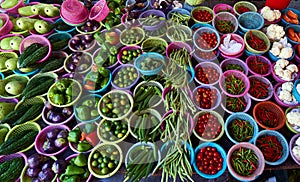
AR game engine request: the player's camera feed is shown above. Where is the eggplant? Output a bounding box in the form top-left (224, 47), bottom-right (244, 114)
top-left (45, 102), bottom-right (54, 110)
top-left (52, 160), bottom-right (67, 174)
top-left (62, 107), bottom-right (72, 116)
top-left (43, 140), bottom-right (57, 153)
top-left (32, 178), bottom-right (41, 182)
top-left (27, 154), bottom-right (43, 168)
top-left (47, 111), bottom-right (55, 121)
top-left (67, 62), bottom-right (76, 71)
top-left (38, 168), bottom-right (54, 182)
top-left (46, 128), bottom-right (60, 140)
top-left (57, 129), bottom-right (68, 139)
top-left (51, 113), bottom-right (65, 123)
top-left (42, 160), bottom-right (54, 171)
top-left (54, 138), bottom-right (67, 148)
top-left (26, 167), bottom-right (40, 178)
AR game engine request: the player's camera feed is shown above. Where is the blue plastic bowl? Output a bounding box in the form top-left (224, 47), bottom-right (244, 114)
top-left (187, 65), bottom-right (195, 83)
top-left (84, 69), bottom-right (112, 94)
top-left (236, 28), bottom-right (246, 37)
top-left (285, 24), bottom-right (300, 46)
top-left (253, 130), bottom-right (289, 165)
top-left (238, 12), bottom-right (264, 33)
top-left (268, 49), bottom-right (295, 62)
top-left (167, 8), bottom-right (191, 20)
top-left (126, 0), bottom-right (150, 12)
top-left (225, 112), bottom-right (259, 144)
top-left (191, 23), bottom-right (214, 31)
top-left (193, 142), bottom-right (227, 179)
top-left (244, 49), bottom-right (262, 57)
top-left (293, 79), bottom-right (300, 102)
top-left (74, 94), bottom-right (102, 123)
top-left (13, 69), bottom-right (39, 76)
top-left (54, 18), bottom-right (76, 34)
top-left (134, 52), bottom-right (165, 76)
top-left (0, 72), bottom-right (4, 80)
top-left (48, 32), bottom-right (72, 50)
top-left (281, 8), bottom-right (300, 27)
top-left (161, 141), bottom-right (195, 165)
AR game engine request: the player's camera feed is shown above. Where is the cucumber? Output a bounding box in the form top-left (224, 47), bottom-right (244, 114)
top-left (50, 38), bottom-right (69, 51)
top-left (39, 58), bottom-right (64, 73)
top-left (12, 102), bottom-right (44, 126)
top-left (23, 78), bottom-right (55, 99)
top-left (0, 105), bottom-right (32, 126)
top-left (0, 157), bottom-right (24, 182)
top-left (19, 46), bottom-right (49, 68)
top-left (22, 76), bottom-right (51, 95)
top-left (18, 43), bottom-right (42, 66)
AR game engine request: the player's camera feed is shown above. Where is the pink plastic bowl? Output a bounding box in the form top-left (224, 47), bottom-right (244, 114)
top-left (219, 33), bottom-right (245, 56)
top-left (213, 4), bottom-right (234, 14)
top-left (0, 14), bottom-right (13, 36)
top-left (60, 0), bottom-right (88, 23)
top-left (290, 133), bottom-right (300, 165)
top-left (0, 34), bottom-right (24, 52)
top-left (19, 35), bottom-right (52, 63)
top-left (0, 0), bottom-right (24, 14)
top-left (89, 0), bottom-right (110, 22)
top-left (35, 125), bottom-right (70, 157)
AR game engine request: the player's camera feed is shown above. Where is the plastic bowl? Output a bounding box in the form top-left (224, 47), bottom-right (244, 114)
top-left (289, 133), bottom-right (300, 165)
top-left (213, 12), bottom-right (238, 35)
top-left (271, 62), bottom-right (299, 83)
top-left (141, 37), bottom-right (168, 55)
top-left (89, 0), bottom-right (110, 22)
top-left (238, 12), bottom-right (264, 33)
top-left (98, 89), bottom-right (134, 121)
top-left (166, 41), bottom-right (192, 58)
top-left (54, 18), bottom-right (76, 34)
top-left (213, 4), bottom-right (234, 15)
top-left (0, 0), bottom-right (25, 14)
top-left (60, 0), bottom-right (88, 23)
top-left (225, 112), bottom-right (259, 144)
top-left (48, 32), bottom-right (72, 51)
top-left (258, 8), bottom-right (282, 25)
top-left (134, 52), bottom-right (165, 76)
top-left (88, 143), bottom-right (123, 178)
top-left (285, 106), bottom-right (300, 133)
top-left (191, 6), bottom-right (214, 24)
top-left (0, 51), bottom-right (19, 73)
top-left (117, 45), bottom-right (142, 65)
top-left (193, 111), bottom-right (224, 142)
top-left (246, 55), bottom-right (272, 77)
top-left (0, 152), bottom-right (27, 182)
top-left (68, 34), bottom-right (96, 53)
top-left (220, 50), bottom-right (243, 59)
top-left (192, 85), bottom-right (221, 111)
top-left (0, 74), bottom-right (29, 99)
top-left (273, 82), bottom-right (300, 108)
top-left (93, 48), bottom-right (119, 70)
top-left (293, 79), bottom-right (300, 102)
top-left (194, 62), bottom-right (222, 86)
top-left (0, 34), bottom-right (24, 52)
top-left (166, 25), bottom-right (192, 42)
top-left (191, 23), bottom-right (214, 32)
top-left (42, 102), bottom-right (74, 126)
top-left (133, 81), bottom-right (163, 108)
top-left (219, 33), bottom-right (245, 56)
top-left (254, 130), bottom-right (289, 165)
top-left (167, 8), bottom-right (191, 22)
top-left (75, 22), bottom-right (102, 35)
top-left (285, 24), bottom-right (300, 46)
top-left (221, 92), bottom-right (252, 114)
top-left (111, 64), bottom-right (140, 90)
top-left (193, 142), bottom-right (227, 179)
top-left (193, 27), bottom-right (221, 52)
top-left (120, 27), bottom-right (145, 46)
top-left (220, 58), bottom-right (248, 75)
top-left (268, 48), bottom-right (295, 62)
top-left (227, 142), bottom-right (264, 182)
top-left (248, 75), bottom-right (274, 102)
top-left (64, 52), bottom-right (93, 75)
top-left (74, 94), bottom-right (102, 123)
top-left (233, 1), bottom-right (257, 17)
top-left (219, 70), bottom-right (250, 97)
top-left (244, 30), bottom-right (270, 54)
top-left (138, 9), bottom-right (165, 31)
top-left (0, 14), bottom-right (14, 36)
top-left (83, 69), bottom-right (112, 94)
top-left (19, 35), bottom-right (52, 63)
top-left (253, 101), bottom-right (286, 130)
top-left (126, 0), bottom-right (149, 12)
top-left (281, 8), bottom-right (300, 27)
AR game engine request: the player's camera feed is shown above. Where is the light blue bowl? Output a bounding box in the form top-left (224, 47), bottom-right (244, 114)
top-left (48, 32), bottom-right (72, 51)
top-left (54, 18), bottom-right (76, 34)
top-left (253, 130), bottom-right (289, 165)
top-left (0, 72), bottom-right (4, 80)
top-left (13, 69), bottom-right (39, 76)
top-left (126, 0), bottom-right (150, 12)
top-left (134, 52), bottom-right (165, 76)
top-left (161, 141), bottom-right (195, 165)
top-left (225, 112), bottom-right (259, 144)
top-left (281, 8), bottom-right (300, 27)
top-left (191, 23), bottom-right (214, 31)
top-left (244, 49), bottom-right (262, 57)
top-left (193, 142), bottom-right (227, 179)
top-left (238, 12), bottom-right (264, 33)
top-left (293, 79), bottom-right (300, 102)
top-left (74, 94), bottom-right (102, 123)
top-left (187, 65), bottom-right (195, 83)
top-left (268, 49), bottom-right (295, 62)
top-left (285, 24), bottom-right (300, 46)
top-left (84, 69), bottom-right (112, 94)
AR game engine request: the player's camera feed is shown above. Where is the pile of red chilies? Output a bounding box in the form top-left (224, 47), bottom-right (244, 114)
top-left (249, 78), bottom-right (269, 99)
top-left (257, 108), bottom-right (279, 128)
top-left (256, 135), bottom-right (283, 162)
top-left (247, 31), bottom-right (267, 51)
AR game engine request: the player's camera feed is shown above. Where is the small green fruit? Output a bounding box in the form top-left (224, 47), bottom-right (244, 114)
top-left (0, 57), bottom-right (7, 70)
top-left (5, 58), bottom-right (18, 70)
top-left (5, 81), bottom-right (26, 95)
top-left (0, 37), bottom-right (14, 50)
top-left (44, 6), bottom-right (60, 17)
top-left (18, 6), bottom-right (35, 17)
top-left (9, 36), bottom-right (22, 50)
top-left (34, 20), bottom-right (51, 34)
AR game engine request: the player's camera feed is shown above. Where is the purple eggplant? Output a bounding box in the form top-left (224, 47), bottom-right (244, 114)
top-left (27, 154), bottom-right (43, 168)
top-left (54, 138), bottom-right (67, 148)
top-left (26, 167), bottom-right (40, 178)
top-left (38, 168), bottom-right (54, 182)
top-left (46, 128), bottom-right (60, 140)
top-left (62, 107), bottom-right (72, 116)
top-left (57, 129), bottom-right (68, 139)
top-left (52, 160), bottom-right (67, 174)
top-left (42, 160), bottom-right (54, 171)
top-left (43, 140), bottom-right (57, 153)
top-left (32, 178), bottom-right (41, 182)
top-left (51, 113), bottom-right (65, 123)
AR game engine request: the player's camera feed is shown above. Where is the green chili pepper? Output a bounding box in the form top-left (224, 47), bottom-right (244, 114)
top-left (67, 129), bottom-right (81, 143)
top-left (64, 165), bottom-right (85, 176)
top-left (77, 142), bottom-right (92, 152)
top-left (74, 153), bottom-right (87, 167)
top-left (53, 94), bottom-right (65, 105)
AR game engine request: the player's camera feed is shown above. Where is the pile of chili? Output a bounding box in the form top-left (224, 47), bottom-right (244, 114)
top-left (248, 56), bottom-right (270, 75)
top-left (224, 75), bottom-right (245, 95)
top-left (225, 96), bottom-right (247, 112)
top-left (229, 119), bottom-right (254, 142)
top-left (256, 108), bottom-right (279, 128)
top-left (247, 31), bottom-right (267, 51)
top-left (256, 135), bottom-right (283, 162)
top-left (237, 6), bottom-right (251, 14)
top-left (224, 64), bottom-right (244, 72)
top-left (231, 147), bottom-right (258, 176)
top-left (215, 20), bottom-right (235, 34)
top-left (249, 78), bottom-right (270, 99)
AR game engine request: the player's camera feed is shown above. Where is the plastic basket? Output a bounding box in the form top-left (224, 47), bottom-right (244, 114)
top-left (133, 81), bottom-right (163, 108)
top-left (92, 48), bottom-right (119, 70)
top-left (68, 34), bottom-right (96, 53)
top-left (273, 82), bottom-right (300, 108)
top-left (244, 30), bottom-right (270, 54)
top-left (289, 133), bottom-right (300, 165)
top-left (192, 85), bottom-right (221, 111)
top-left (219, 70), bottom-right (250, 97)
top-left (54, 18), bottom-right (76, 34)
top-left (5, 122), bottom-right (40, 153)
top-left (75, 22), bottom-right (102, 35)
top-left (293, 79), bottom-right (300, 102)
top-left (0, 34), bottom-right (24, 52)
top-left (60, 0), bottom-right (88, 23)
top-left (42, 102), bottom-right (74, 126)
top-left (271, 62), bottom-right (299, 83)
top-left (253, 101), bottom-right (286, 130)
top-left (193, 27), bottom-right (221, 52)
top-left (233, 1), bottom-right (257, 16)
top-left (0, 152), bottom-right (27, 182)
top-left (0, 52), bottom-right (19, 73)
top-left (120, 27), bottom-right (145, 46)
top-left (191, 6), bottom-right (214, 24)
top-left (268, 48), bottom-right (295, 62)
top-left (213, 12), bottom-right (238, 35)
top-left (193, 111), bottom-right (224, 142)
top-left (0, 74), bottom-right (29, 99)
top-left (35, 125), bottom-right (70, 156)
top-left (258, 8), bottom-right (282, 25)
top-left (19, 35), bottom-right (52, 63)
top-left (194, 62), bottom-right (222, 86)
top-left (219, 33), bottom-right (245, 56)
top-left (117, 45), bottom-right (142, 65)
top-left (141, 37), bottom-right (168, 54)
top-left (213, 4), bottom-right (234, 15)
top-left (246, 55), bottom-right (272, 77)
top-left (64, 52), bottom-right (93, 74)
top-left (0, 0), bottom-right (25, 14)
top-left (166, 41), bottom-right (192, 58)
top-left (220, 92), bottom-right (251, 114)
top-left (134, 52), bottom-right (165, 76)
top-left (83, 69), bottom-right (112, 94)
top-left (253, 130), bottom-right (289, 165)
top-left (74, 94), bottom-right (102, 123)
top-left (220, 58), bottom-right (248, 75)
top-left (89, 0), bottom-right (109, 22)
top-left (166, 25), bottom-right (192, 42)
top-left (48, 32), bottom-right (72, 51)
top-left (285, 106), bottom-right (300, 133)
top-left (111, 64), bottom-right (140, 90)
top-left (227, 142), bottom-right (264, 182)
top-left (225, 112), bottom-right (259, 144)
top-left (191, 23), bottom-right (214, 31)
top-left (98, 90), bottom-right (134, 121)
top-left (280, 8), bottom-right (300, 27)
top-left (285, 24), bottom-right (300, 46)
top-left (194, 142), bottom-right (227, 179)
top-left (238, 12), bottom-right (264, 33)
top-left (88, 143), bottom-right (123, 178)
top-left (138, 9), bottom-right (165, 31)
top-left (166, 8), bottom-right (191, 21)
top-left (248, 75), bottom-right (274, 102)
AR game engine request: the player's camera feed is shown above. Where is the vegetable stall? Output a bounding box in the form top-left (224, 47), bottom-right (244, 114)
top-left (0, 0), bottom-right (300, 182)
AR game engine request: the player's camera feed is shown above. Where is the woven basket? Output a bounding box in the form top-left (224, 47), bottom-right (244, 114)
top-left (285, 107), bottom-right (300, 133)
top-left (0, 152), bottom-right (27, 182)
top-left (0, 74), bottom-right (29, 99)
top-left (248, 75), bottom-right (274, 102)
top-left (185, 0), bottom-right (204, 6)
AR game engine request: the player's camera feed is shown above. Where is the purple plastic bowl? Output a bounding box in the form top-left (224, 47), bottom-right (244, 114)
top-left (294, 44), bottom-right (300, 64)
top-left (213, 4), bottom-right (234, 14)
top-left (248, 75), bottom-right (274, 102)
top-left (166, 42), bottom-right (192, 59)
top-left (162, 110), bottom-right (194, 133)
top-left (0, 14), bottom-right (13, 36)
top-left (192, 85), bottom-right (221, 111)
top-left (219, 70), bottom-right (250, 98)
top-left (290, 133), bottom-right (300, 165)
top-left (0, 98), bottom-right (18, 105)
top-left (138, 9), bottom-right (165, 31)
top-left (246, 55), bottom-right (272, 77)
top-left (194, 62), bottom-right (222, 86)
top-left (271, 62), bottom-right (299, 83)
top-left (111, 64), bottom-right (140, 90)
top-left (0, 152), bottom-right (27, 182)
top-left (273, 83), bottom-right (300, 108)
top-left (117, 45), bottom-right (142, 65)
top-left (35, 125), bottom-right (70, 157)
top-left (219, 33), bottom-right (245, 56)
top-left (220, 58), bottom-right (248, 75)
top-left (220, 92), bottom-right (251, 114)
top-left (0, 34), bottom-right (24, 52)
top-left (42, 102), bottom-right (74, 126)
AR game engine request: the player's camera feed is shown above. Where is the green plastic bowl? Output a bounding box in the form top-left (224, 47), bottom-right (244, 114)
top-left (244, 30), bottom-right (270, 54)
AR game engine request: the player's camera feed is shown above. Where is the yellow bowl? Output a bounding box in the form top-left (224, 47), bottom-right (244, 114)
top-left (244, 30), bottom-right (270, 54)
top-left (0, 52), bottom-right (18, 73)
top-left (285, 106), bottom-right (300, 133)
top-left (191, 6), bottom-right (214, 24)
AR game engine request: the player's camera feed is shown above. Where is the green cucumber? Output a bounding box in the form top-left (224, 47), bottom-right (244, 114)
top-left (19, 45), bottom-right (49, 68)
